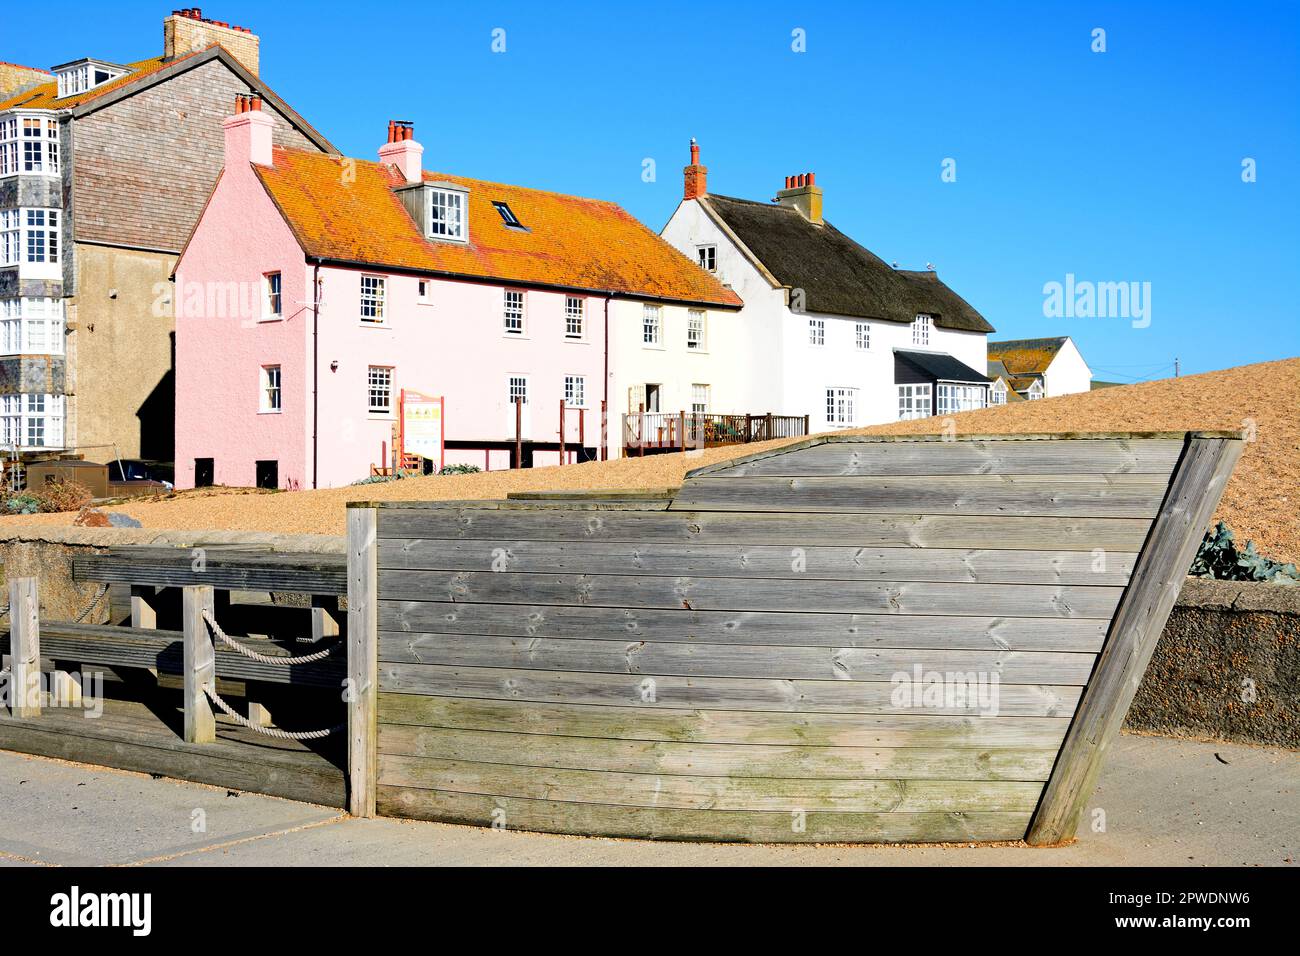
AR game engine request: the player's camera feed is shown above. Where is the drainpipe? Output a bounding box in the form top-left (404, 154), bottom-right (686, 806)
top-left (311, 262), bottom-right (320, 489)
top-left (602, 293), bottom-right (612, 461)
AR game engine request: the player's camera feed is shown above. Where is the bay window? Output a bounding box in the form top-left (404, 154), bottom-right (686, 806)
top-left (897, 384), bottom-right (932, 420)
top-left (0, 393), bottom-right (64, 449)
top-left (0, 209), bottom-right (60, 265)
top-left (0, 298), bottom-right (65, 354)
top-left (0, 114), bottom-right (60, 176)
top-left (826, 386), bottom-right (857, 427)
top-left (936, 383), bottom-right (987, 415)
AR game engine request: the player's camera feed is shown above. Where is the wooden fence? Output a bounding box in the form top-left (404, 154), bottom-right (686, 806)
top-left (622, 411), bottom-right (809, 452)
top-left (345, 431), bottom-right (1244, 843)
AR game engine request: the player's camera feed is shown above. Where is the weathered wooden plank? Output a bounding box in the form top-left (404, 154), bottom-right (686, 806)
top-left (378, 725), bottom-right (1058, 780)
top-left (379, 601), bottom-right (1110, 652)
top-left (378, 754), bottom-right (1046, 812)
top-left (1027, 436), bottom-right (1246, 845)
top-left (74, 550), bottom-right (347, 594)
top-left (377, 508), bottom-right (1154, 552)
top-left (377, 663), bottom-right (1082, 717)
top-left (8, 577), bottom-right (40, 718)
top-left (378, 539), bottom-right (1138, 586)
top-left (376, 787), bottom-right (1033, 842)
top-left (28, 624), bottom-right (345, 687)
top-left (699, 439), bottom-right (1185, 478)
top-left (0, 699), bottom-right (345, 808)
top-left (670, 475), bottom-right (1169, 517)
top-left (377, 694), bottom-right (1073, 748)
top-left (347, 507), bottom-right (379, 818)
top-left (379, 570), bottom-right (1123, 619)
top-left (378, 633), bottom-right (1098, 685)
top-left (182, 585), bottom-right (215, 744)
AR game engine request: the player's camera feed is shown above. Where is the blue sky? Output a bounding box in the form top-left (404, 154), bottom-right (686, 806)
top-left (8, 0), bottom-right (1298, 380)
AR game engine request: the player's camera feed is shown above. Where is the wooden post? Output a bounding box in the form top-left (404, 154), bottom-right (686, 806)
top-left (347, 506), bottom-right (379, 818)
top-left (9, 577), bottom-right (40, 718)
top-left (1026, 434), bottom-right (1245, 845)
top-left (679, 410), bottom-right (687, 452)
top-left (559, 399), bottom-right (566, 466)
top-left (578, 408), bottom-right (586, 462)
top-left (182, 585), bottom-right (216, 743)
top-left (803, 414), bottom-right (810, 436)
top-left (130, 584), bottom-right (160, 680)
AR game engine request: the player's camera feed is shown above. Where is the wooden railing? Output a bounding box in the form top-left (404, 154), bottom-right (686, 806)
top-left (622, 411), bottom-right (809, 451)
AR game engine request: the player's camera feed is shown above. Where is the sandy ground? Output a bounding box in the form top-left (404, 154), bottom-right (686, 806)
top-left (4, 357), bottom-right (1296, 562)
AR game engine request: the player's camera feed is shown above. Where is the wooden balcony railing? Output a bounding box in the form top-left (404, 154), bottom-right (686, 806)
top-left (622, 411), bottom-right (810, 451)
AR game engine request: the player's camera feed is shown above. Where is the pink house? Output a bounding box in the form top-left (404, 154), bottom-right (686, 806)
top-left (173, 99), bottom-right (738, 489)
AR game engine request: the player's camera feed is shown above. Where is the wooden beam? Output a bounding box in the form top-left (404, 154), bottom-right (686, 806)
top-left (1025, 436), bottom-right (1244, 845)
top-left (347, 507), bottom-right (379, 817)
top-left (182, 585), bottom-right (216, 743)
top-left (8, 577), bottom-right (40, 718)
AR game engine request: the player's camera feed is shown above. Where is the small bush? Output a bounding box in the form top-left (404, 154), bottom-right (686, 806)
top-left (5, 492), bottom-right (41, 515)
top-left (34, 479), bottom-right (94, 513)
top-left (1190, 522), bottom-right (1299, 585)
top-left (438, 464), bottom-right (482, 476)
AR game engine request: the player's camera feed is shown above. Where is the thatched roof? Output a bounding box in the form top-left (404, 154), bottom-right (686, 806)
top-left (703, 194), bottom-right (994, 333)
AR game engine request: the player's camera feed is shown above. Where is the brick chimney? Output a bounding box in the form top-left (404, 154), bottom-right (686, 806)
top-left (379, 121), bottom-right (424, 185)
top-left (0, 62), bottom-right (51, 100)
top-left (165, 8), bottom-right (260, 76)
top-left (683, 138), bottom-right (707, 200)
top-left (775, 172), bottom-right (823, 225)
top-left (223, 93), bottom-right (273, 168)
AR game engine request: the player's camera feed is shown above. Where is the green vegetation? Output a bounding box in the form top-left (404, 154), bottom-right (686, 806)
top-left (1191, 522), bottom-right (1299, 584)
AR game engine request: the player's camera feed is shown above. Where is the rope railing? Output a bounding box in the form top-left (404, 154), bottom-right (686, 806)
top-left (202, 683), bottom-right (342, 740)
top-left (201, 609), bottom-right (340, 665)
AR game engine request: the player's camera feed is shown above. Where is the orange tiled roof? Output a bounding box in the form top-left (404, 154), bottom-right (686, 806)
top-left (0, 54), bottom-right (177, 110)
top-left (987, 337), bottom-right (1068, 376)
top-left (254, 147), bottom-right (743, 308)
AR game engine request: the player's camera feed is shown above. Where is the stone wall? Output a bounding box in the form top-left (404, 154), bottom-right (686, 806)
top-left (1126, 578), bottom-right (1299, 749)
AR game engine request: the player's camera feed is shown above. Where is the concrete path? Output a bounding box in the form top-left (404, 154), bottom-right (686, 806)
top-left (0, 733), bottom-right (1294, 867)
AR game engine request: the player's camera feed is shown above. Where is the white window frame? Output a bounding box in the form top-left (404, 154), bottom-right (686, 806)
top-left (360, 275), bottom-right (385, 324)
top-left (368, 365), bottom-right (394, 415)
top-left (428, 186), bottom-right (468, 242)
top-left (691, 383), bottom-right (710, 415)
top-left (897, 383), bottom-right (933, 421)
top-left (809, 317), bottom-right (825, 346)
top-left (0, 114), bottom-right (60, 177)
top-left (990, 380), bottom-right (1007, 405)
top-left (564, 296), bottom-right (584, 339)
top-left (564, 374), bottom-right (586, 408)
top-left (855, 322), bottom-right (870, 350)
top-left (696, 244), bottom-right (717, 272)
top-left (825, 386), bottom-right (857, 427)
top-left (0, 297), bottom-right (64, 355)
top-left (936, 382), bottom-right (986, 415)
top-left (1, 209), bottom-right (61, 266)
top-left (263, 272), bottom-right (282, 320)
top-left (0, 392), bottom-right (64, 450)
top-left (508, 375), bottom-right (528, 406)
top-left (911, 313), bottom-right (932, 347)
top-left (687, 309), bottom-right (707, 351)
top-left (1027, 380), bottom-right (1045, 400)
top-left (504, 289), bottom-right (525, 335)
top-left (417, 279), bottom-right (432, 304)
top-left (642, 304), bottom-right (662, 346)
top-left (260, 365), bottom-right (282, 413)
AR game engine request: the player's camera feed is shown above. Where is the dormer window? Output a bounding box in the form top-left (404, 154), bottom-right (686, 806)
top-left (911, 313), bottom-right (932, 347)
top-left (53, 59), bottom-right (130, 99)
top-left (428, 186), bottom-right (467, 241)
top-left (492, 201), bottom-right (526, 230)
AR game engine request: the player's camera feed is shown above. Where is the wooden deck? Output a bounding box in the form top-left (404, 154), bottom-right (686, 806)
top-left (0, 682), bottom-right (346, 807)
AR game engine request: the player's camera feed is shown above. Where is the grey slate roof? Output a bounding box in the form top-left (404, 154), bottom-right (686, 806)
top-left (703, 194), bottom-right (995, 333)
top-left (895, 349), bottom-right (991, 383)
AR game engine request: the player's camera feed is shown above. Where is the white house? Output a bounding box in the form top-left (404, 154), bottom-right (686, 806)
top-left (987, 336), bottom-right (1092, 400)
top-left (660, 143), bottom-right (996, 430)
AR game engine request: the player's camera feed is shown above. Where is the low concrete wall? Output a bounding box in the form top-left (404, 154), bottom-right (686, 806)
top-left (0, 528), bottom-right (342, 623)
top-left (1127, 578), bottom-right (1299, 749)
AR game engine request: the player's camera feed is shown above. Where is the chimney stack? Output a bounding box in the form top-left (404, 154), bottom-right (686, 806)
top-left (223, 92), bottom-right (273, 168)
top-left (775, 170), bottom-right (823, 225)
top-left (683, 138), bottom-right (707, 200)
top-left (165, 9), bottom-right (260, 75)
top-left (379, 120), bottom-right (423, 185)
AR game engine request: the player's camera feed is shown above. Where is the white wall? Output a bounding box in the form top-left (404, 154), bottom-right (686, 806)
top-left (1043, 338), bottom-right (1093, 397)
top-left (661, 198), bottom-right (991, 432)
